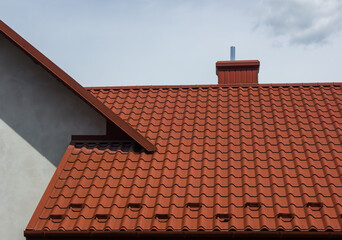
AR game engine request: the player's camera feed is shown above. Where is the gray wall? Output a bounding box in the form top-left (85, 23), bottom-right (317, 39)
top-left (0, 34), bottom-right (106, 240)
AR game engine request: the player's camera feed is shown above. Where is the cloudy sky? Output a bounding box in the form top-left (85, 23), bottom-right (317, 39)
top-left (1, 0), bottom-right (342, 86)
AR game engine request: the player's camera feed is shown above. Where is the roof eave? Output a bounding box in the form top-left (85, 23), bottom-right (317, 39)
top-left (24, 230), bottom-right (342, 240)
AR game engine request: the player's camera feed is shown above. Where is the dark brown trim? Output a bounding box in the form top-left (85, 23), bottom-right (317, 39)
top-left (24, 230), bottom-right (342, 240)
top-left (71, 135), bottom-right (121, 141)
top-left (85, 82), bottom-right (342, 91)
top-left (216, 60), bottom-right (260, 68)
top-left (70, 136), bottom-right (133, 143)
top-left (0, 20), bottom-right (156, 152)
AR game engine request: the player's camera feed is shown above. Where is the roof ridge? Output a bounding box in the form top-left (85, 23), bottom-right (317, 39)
top-left (85, 82), bottom-right (342, 90)
top-left (0, 20), bottom-right (156, 152)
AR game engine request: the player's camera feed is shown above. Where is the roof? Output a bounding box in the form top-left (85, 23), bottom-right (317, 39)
top-left (0, 20), bottom-right (155, 152)
top-left (25, 83), bottom-right (342, 235)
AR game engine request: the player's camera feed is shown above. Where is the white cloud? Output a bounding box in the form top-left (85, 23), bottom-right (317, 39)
top-left (256, 0), bottom-right (342, 45)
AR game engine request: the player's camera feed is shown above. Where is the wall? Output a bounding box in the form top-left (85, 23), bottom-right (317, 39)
top-left (0, 34), bottom-right (106, 240)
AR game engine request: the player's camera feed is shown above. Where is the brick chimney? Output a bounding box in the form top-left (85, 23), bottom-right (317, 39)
top-left (216, 60), bottom-right (260, 84)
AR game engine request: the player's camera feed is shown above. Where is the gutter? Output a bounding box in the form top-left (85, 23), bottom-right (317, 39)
top-left (24, 230), bottom-right (342, 240)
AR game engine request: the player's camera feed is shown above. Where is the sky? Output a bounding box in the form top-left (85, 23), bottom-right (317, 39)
top-left (1, 0), bottom-right (342, 86)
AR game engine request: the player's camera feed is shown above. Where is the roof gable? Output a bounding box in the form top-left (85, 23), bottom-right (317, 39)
top-left (0, 20), bottom-right (156, 152)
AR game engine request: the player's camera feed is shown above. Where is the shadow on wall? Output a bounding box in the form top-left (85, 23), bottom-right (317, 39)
top-left (0, 34), bottom-right (106, 167)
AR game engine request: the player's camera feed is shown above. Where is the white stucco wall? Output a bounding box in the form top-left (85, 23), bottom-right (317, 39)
top-left (0, 34), bottom-right (107, 240)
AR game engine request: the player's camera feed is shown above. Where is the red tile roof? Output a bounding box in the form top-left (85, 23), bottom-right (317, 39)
top-left (0, 20), bottom-right (155, 152)
top-left (26, 83), bottom-right (342, 234)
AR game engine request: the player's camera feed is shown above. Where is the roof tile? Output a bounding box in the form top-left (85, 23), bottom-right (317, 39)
top-left (27, 84), bottom-right (342, 232)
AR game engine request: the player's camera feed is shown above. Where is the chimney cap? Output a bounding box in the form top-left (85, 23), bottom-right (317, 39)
top-left (216, 60), bottom-right (260, 69)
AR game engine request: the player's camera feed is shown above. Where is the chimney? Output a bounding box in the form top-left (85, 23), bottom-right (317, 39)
top-left (216, 47), bottom-right (260, 84)
top-left (216, 60), bottom-right (260, 84)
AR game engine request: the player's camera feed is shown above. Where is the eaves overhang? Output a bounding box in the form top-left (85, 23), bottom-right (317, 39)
top-left (24, 230), bottom-right (342, 240)
top-left (0, 20), bottom-right (156, 152)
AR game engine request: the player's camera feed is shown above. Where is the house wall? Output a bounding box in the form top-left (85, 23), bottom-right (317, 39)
top-left (0, 34), bottom-right (106, 240)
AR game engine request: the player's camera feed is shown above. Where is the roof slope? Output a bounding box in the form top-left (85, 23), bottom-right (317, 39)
top-left (0, 20), bottom-right (155, 152)
top-left (26, 83), bottom-right (342, 233)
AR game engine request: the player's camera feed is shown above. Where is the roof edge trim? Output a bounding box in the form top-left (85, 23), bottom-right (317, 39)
top-left (24, 230), bottom-right (342, 239)
top-left (0, 20), bottom-right (156, 152)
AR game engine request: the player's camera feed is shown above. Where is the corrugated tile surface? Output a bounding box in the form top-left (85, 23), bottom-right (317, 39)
top-left (28, 84), bottom-right (342, 231)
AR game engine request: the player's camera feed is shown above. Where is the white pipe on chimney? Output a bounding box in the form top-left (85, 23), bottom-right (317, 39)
top-left (230, 46), bottom-right (235, 61)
